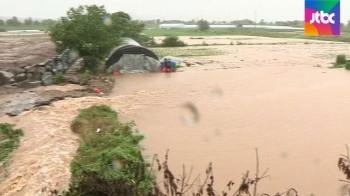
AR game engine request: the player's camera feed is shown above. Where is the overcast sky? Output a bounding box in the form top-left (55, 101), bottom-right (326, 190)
top-left (1, 0), bottom-right (349, 23)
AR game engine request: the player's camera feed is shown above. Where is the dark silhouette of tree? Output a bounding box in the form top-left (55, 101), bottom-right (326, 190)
top-left (197, 19), bottom-right (210, 31)
top-left (0, 19), bottom-right (4, 26)
top-left (6, 16), bottom-right (21, 26)
top-left (24, 17), bottom-right (33, 26)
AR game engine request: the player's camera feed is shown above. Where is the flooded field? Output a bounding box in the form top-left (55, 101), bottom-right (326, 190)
top-left (1, 36), bottom-right (350, 195)
top-left (111, 37), bottom-right (350, 196)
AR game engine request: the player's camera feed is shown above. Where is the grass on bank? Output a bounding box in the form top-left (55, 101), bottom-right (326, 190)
top-left (0, 123), bottom-right (24, 182)
top-left (63, 105), bottom-right (154, 196)
top-left (143, 28), bottom-right (350, 43)
top-left (0, 25), bottom-right (49, 31)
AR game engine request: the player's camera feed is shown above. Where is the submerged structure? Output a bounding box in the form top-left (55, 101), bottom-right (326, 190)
top-left (105, 38), bottom-right (160, 74)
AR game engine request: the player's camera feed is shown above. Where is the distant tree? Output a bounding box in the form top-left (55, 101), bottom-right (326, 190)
top-left (6, 16), bottom-right (21, 26)
top-left (33, 20), bottom-right (40, 25)
top-left (41, 19), bottom-right (56, 26)
top-left (156, 19), bottom-right (161, 24)
top-left (0, 19), bottom-right (4, 26)
top-left (259, 19), bottom-right (265, 25)
top-left (197, 19), bottom-right (210, 31)
top-left (24, 17), bottom-right (33, 26)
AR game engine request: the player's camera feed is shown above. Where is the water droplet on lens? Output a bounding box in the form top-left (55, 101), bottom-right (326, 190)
top-left (179, 102), bottom-right (200, 126)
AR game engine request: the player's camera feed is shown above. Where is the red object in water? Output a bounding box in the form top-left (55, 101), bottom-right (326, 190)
top-left (162, 68), bottom-right (166, 72)
top-left (113, 71), bottom-right (120, 76)
top-left (93, 88), bottom-right (101, 93)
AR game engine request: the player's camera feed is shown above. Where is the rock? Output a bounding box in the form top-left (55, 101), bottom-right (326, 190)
top-left (79, 79), bottom-right (89, 85)
top-left (26, 73), bottom-right (33, 80)
top-left (42, 72), bottom-right (53, 86)
top-left (9, 78), bottom-right (15, 84)
top-left (15, 73), bottom-right (27, 82)
top-left (38, 67), bottom-right (46, 74)
top-left (31, 68), bottom-right (41, 81)
top-left (27, 81), bottom-right (42, 88)
top-left (6, 68), bottom-right (25, 75)
top-left (64, 75), bottom-right (80, 84)
top-left (56, 63), bottom-right (63, 71)
top-left (25, 66), bottom-right (35, 73)
top-left (45, 65), bottom-right (52, 71)
top-left (38, 62), bottom-right (46, 67)
top-left (0, 71), bottom-right (14, 85)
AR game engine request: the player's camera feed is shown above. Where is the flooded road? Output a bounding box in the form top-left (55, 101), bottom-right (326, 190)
top-left (111, 42), bottom-right (350, 195)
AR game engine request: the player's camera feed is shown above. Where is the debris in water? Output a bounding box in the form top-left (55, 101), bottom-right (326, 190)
top-left (93, 88), bottom-right (101, 93)
top-left (179, 102), bottom-right (200, 126)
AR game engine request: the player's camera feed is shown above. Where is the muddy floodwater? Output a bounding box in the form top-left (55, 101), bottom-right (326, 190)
top-left (1, 36), bottom-right (350, 196)
top-left (111, 38), bottom-right (350, 196)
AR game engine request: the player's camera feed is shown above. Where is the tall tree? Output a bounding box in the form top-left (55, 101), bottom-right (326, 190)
top-left (24, 17), bottom-right (33, 26)
top-left (197, 19), bottom-right (210, 31)
top-left (49, 5), bottom-right (145, 73)
top-left (0, 19), bottom-right (4, 26)
top-left (6, 16), bottom-right (21, 26)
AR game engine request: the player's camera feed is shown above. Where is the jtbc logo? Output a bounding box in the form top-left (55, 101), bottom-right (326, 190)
top-left (310, 11), bottom-right (335, 24)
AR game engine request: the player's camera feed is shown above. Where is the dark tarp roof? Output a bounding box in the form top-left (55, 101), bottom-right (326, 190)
top-left (105, 38), bottom-right (159, 67)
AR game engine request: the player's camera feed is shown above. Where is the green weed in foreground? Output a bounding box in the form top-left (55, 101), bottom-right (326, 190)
top-left (64, 105), bottom-right (154, 196)
top-left (0, 123), bottom-right (24, 163)
top-left (0, 123), bottom-right (24, 182)
top-left (152, 47), bottom-right (225, 58)
top-left (331, 54), bottom-right (348, 69)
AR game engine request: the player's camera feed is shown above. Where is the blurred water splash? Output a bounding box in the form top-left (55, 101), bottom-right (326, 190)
top-left (103, 16), bottom-right (112, 26)
top-left (211, 86), bottom-right (223, 99)
top-left (179, 102), bottom-right (200, 126)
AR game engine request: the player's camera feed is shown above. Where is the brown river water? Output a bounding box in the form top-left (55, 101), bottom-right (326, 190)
top-left (1, 36), bottom-right (350, 196)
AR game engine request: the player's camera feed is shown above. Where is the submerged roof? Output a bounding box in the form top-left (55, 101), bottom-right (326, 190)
top-left (105, 38), bottom-right (158, 67)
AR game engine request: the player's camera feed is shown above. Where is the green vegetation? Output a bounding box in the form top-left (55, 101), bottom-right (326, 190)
top-left (346, 62), bottom-right (350, 70)
top-left (0, 123), bottom-right (24, 163)
top-left (143, 29), bottom-right (350, 43)
top-left (0, 123), bottom-right (24, 180)
top-left (160, 36), bottom-right (187, 47)
top-left (63, 105), bottom-right (154, 196)
top-left (49, 5), bottom-right (145, 73)
top-left (332, 54), bottom-right (348, 68)
top-left (53, 74), bottom-right (65, 84)
top-left (0, 25), bottom-right (49, 31)
top-left (197, 19), bottom-right (210, 31)
top-left (152, 47), bottom-right (225, 58)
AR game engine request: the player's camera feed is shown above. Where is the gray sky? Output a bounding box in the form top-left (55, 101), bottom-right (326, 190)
top-left (1, 0), bottom-right (349, 23)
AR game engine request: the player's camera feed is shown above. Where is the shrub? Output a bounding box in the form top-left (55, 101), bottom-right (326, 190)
top-left (346, 61), bottom-right (350, 70)
top-left (161, 36), bottom-right (187, 47)
top-left (336, 54), bottom-right (347, 65)
top-left (0, 28), bottom-right (6, 32)
top-left (0, 123), bottom-right (24, 162)
top-left (53, 74), bottom-right (65, 84)
top-left (65, 105), bottom-right (154, 196)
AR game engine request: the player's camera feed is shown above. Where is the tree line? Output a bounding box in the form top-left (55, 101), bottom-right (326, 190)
top-left (0, 16), bottom-right (56, 26)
